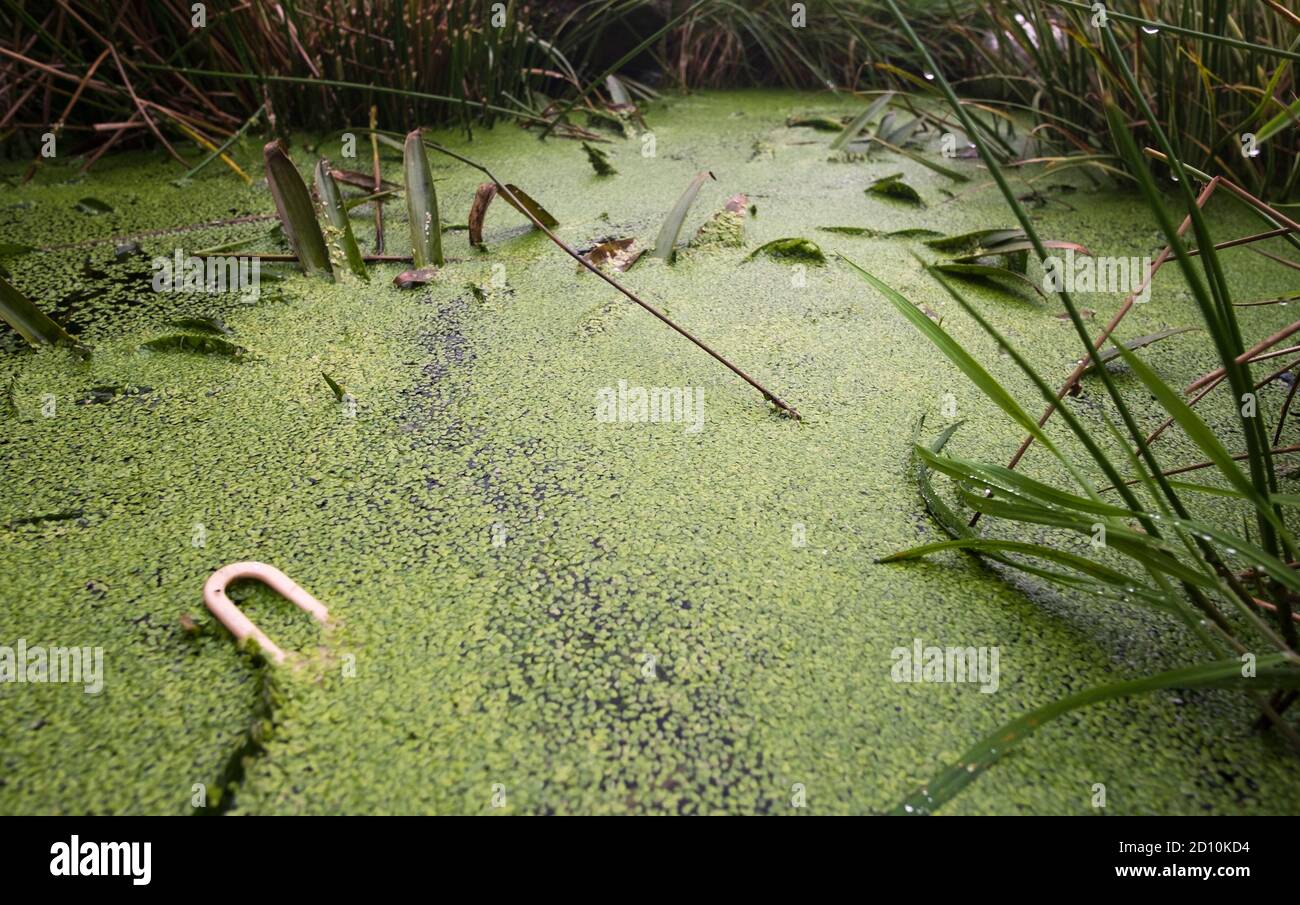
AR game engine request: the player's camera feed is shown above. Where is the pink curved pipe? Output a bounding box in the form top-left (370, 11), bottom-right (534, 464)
top-left (203, 561), bottom-right (329, 663)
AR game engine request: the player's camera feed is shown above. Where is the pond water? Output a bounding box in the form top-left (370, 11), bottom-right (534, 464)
top-left (2, 90), bottom-right (1297, 814)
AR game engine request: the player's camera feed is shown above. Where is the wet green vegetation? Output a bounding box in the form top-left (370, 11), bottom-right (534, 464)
top-left (3, 89), bottom-right (1300, 814)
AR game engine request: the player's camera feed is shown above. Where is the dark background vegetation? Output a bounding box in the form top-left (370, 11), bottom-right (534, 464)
top-left (2, 1), bottom-right (1296, 197)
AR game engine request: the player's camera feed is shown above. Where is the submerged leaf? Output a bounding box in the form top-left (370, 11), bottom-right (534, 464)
top-left (885, 228), bottom-right (945, 239)
top-left (818, 226), bottom-right (879, 236)
top-left (653, 171), bottom-right (716, 262)
top-left (925, 229), bottom-right (1023, 252)
top-left (929, 262), bottom-right (1044, 298)
top-left (264, 140), bottom-right (332, 277)
top-left (865, 172), bottom-right (924, 205)
top-left (404, 130), bottom-right (443, 268)
top-left (167, 316), bottom-right (233, 336)
top-left (139, 334), bottom-right (246, 358)
top-left (582, 142), bottom-right (617, 176)
top-left (746, 237), bottom-right (826, 264)
top-left (76, 197), bottom-right (113, 215)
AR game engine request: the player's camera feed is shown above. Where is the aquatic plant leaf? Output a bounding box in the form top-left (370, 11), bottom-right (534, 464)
top-left (893, 654), bottom-right (1300, 815)
top-left (498, 184), bottom-right (559, 229)
top-left (139, 334), bottom-right (246, 358)
top-left (818, 226), bottom-right (878, 236)
top-left (868, 135), bottom-right (970, 181)
top-left (582, 142), bottom-right (617, 176)
top-left (76, 197), bottom-right (113, 215)
top-left (393, 267), bottom-right (438, 289)
top-left (865, 172), bottom-right (923, 205)
top-left (883, 116), bottom-right (921, 146)
top-left (924, 229), bottom-right (1023, 252)
top-left (929, 262), bottom-right (1043, 298)
top-left (1082, 327), bottom-right (1200, 374)
top-left (322, 372), bottom-right (347, 402)
top-left (746, 237), bottom-right (826, 264)
top-left (579, 238), bottom-right (644, 272)
top-left (604, 74), bottom-right (632, 107)
top-left (404, 130), bottom-right (443, 268)
top-left (830, 92), bottom-right (894, 151)
top-left (167, 316), bottom-right (233, 336)
top-left (467, 183), bottom-right (497, 248)
top-left (953, 239), bottom-right (1092, 264)
top-left (0, 274), bottom-right (83, 351)
top-left (1112, 340), bottom-right (1273, 516)
top-left (885, 228), bottom-right (945, 239)
top-left (652, 170), bottom-right (716, 263)
top-left (786, 114), bottom-right (845, 132)
top-left (882, 536), bottom-right (1150, 592)
top-left (314, 159), bottom-right (369, 279)
top-left (263, 140), bottom-right (332, 277)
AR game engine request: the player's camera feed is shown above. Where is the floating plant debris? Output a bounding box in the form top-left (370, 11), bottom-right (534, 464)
top-left (76, 197), bottom-right (113, 215)
top-left (167, 316), bottom-right (233, 335)
top-left (139, 334), bottom-right (247, 358)
top-left (691, 194), bottom-right (749, 248)
top-left (582, 142), bottom-right (617, 176)
top-left (392, 267), bottom-right (438, 289)
top-left (578, 238), bottom-right (644, 272)
top-left (746, 237), bottom-right (827, 264)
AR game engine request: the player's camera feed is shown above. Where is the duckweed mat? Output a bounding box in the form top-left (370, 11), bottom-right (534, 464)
top-left (2, 91), bottom-right (1298, 814)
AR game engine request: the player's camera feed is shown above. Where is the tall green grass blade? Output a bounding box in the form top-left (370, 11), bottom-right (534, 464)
top-left (894, 654), bottom-right (1300, 814)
